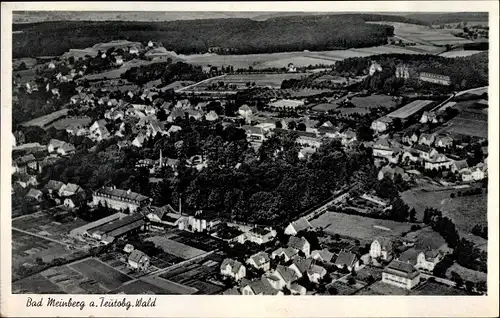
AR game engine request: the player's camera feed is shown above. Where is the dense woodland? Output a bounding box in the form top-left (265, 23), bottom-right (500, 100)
top-left (12, 14), bottom-right (404, 57)
top-left (121, 61), bottom-right (208, 85)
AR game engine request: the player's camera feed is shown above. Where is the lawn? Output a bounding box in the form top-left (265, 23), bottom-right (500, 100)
top-left (49, 116), bottom-right (92, 130)
top-left (145, 236), bottom-right (206, 259)
top-left (312, 103), bottom-right (341, 112)
top-left (141, 276), bottom-right (198, 294)
top-left (327, 281), bottom-right (359, 295)
top-left (20, 108), bottom-right (69, 128)
top-left (311, 211), bottom-right (417, 243)
top-left (356, 266), bottom-right (384, 282)
top-left (439, 50), bottom-right (485, 58)
top-left (12, 273), bottom-right (65, 294)
top-left (350, 95), bottom-right (397, 109)
top-left (69, 258), bottom-right (132, 290)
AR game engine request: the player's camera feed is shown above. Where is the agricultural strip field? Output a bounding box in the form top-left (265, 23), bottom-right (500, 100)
top-left (310, 211), bottom-right (417, 243)
top-left (145, 236), bottom-right (207, 259)
top-left (49, 116), bottom-right (92, 130)
top-left (80, 59), bottom-right (166, 81)
top-left (111, 279), bottom-right (178, 294)
top-left (439, 50), bottom-right (485, 58)
top-left (12, 273), bottom-right (65, 294)
top-left (141, 276), bottom-right (198, 294)
top-left (19, 108), bottom-right (69, 128)
top-left (41, 264), bottom-right (108, 294)
top-left (69, 258), bottom-right (133, 290)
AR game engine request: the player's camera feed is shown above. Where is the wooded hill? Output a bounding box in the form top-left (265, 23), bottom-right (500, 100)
top-left (10, 14), bottom-right (431, 57)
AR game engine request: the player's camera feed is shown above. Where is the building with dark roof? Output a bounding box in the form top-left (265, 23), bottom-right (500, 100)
top-left (382, 259), bottom-right (421, 290)
top-left (92, 186), bottom-right (152, 213)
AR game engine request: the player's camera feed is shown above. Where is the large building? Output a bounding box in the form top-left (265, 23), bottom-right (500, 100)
top-left (269, 99), bottom-right (305, 111)
top-left (92, 186), bottom-right (152, 213)
top-left (419, 72), bottom-right (451, 86)
top-left (386, 100), bottom-right (434, 120)
top-left (382, 259), bottom-right (421, 290)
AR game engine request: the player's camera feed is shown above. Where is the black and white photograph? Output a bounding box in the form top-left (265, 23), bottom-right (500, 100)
top-left (1, 2), bottom-right (499, 317)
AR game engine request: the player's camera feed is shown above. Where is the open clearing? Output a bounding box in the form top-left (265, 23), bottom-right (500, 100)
top-left (411, 281), bottom-right (469, 295)
top-left (49, 116), bottom-right (92, 130)
top-left (145, 236), bottom-right (206, 259)
top-left (69, 258), bottom-right (133, 290)
top-left (310, 211), bottom-right (417, 243)
top-left (111, 279), bottom-right (179, 294)
top-left (141, 275), bottom-right (198, 294)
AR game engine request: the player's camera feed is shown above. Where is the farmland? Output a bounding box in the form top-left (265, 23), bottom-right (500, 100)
top-left (80, 59), bottom-right (166, 81)
top-left (446, 263), bottom-right (487, 284)
top-left (49, 116), bottom-right (92, 130)
top-left (411, 281), bottom-right (469, 295)
top-left (69, 258), bottom-right (133, 290)
top-left (145, 236), bottom-right (207, 260)
top-left (439, 50), bottom-right (485, 58)
top-left (111, 279), bottom-right (181, 294)
top-left (12, 272), bottom-right (65, 294)
top-left (401, 189), bottom-right (487, 233)
top-left (357, 280), bottom-right (410, 295)
top-left (443, 109), bottom-right (488, 139)
top-left (19, 108), bottom-right (69, 128)
top-left (310, 211), bottom-right (418, 243)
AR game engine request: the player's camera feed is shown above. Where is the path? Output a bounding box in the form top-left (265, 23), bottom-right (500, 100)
top-left (174, 74), bottom-right (226, 92)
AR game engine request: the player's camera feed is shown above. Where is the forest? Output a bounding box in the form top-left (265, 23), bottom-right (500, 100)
top-left (121, 61), bottom-right (208, 85)
top-left (11, 14), bottom-right (402, 57)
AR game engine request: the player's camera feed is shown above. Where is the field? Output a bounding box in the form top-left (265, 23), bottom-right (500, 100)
top-left (356, 266), bottom-right (384, 282)
top-left (80, 59), bottom-right (165, 81)
top-left (439, 50), bottom-right (485, 58)
top-left (368, 21), bottom-right (474, 47)
top-left (140, 276), bottom-right (198, 294)
top-left (12, 207), bottom-right (89, 242)
top-left (43, 264), bottom-right (108, 293)
top-left (111, 279), bottom-right (179, 294)
top-left (98, 252), bottom-right (154, 278)
top-left (444, 110), bottom-right (488, 139)
top-left (145, 236), bottom-right (207, 260)
top-left (351, 95), bottom-right (397, 109)
top-left (12, 273), bottom-right (65, 294)
top-left (49, 116), bottom-right (92, 130)
top-left (357, 280), bottom-right (410, 295)
top-left (19, 108), bottom-right (69, 128)
top-left (69, 258), bottom-right (133, 290)
top-left (411, 281), bottom-right (469, 295)
top-left (446, 263), bottom-right (487, 284)
top-left (310, 211), bottom-right (417, 243)
top-left (312, 103), bottom-right (341, 112)
top-left (328, 281), bottom-right (359, 295)
top-left (401, 189), bottom-right (487, 232)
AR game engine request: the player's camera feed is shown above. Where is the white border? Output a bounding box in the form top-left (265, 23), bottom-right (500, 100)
top-left (1, 2), bottom-right (499, 317)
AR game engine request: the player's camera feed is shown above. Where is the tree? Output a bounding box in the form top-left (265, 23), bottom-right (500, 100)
top-left (275, 121), bottom-right (283, 129)
top-left (451, 271), bottom-right (464, 288)
top-left (296, 122), bottom-right (306, 131)
top-left (465, 281), bottom-right (475, 293)
top-left (356, 125), bottom-right (373, 142)
top-left (328, 286), bottom-right (338, 295)
top-left (409, 208), bottom-right (417, 222)
top-left (347, 277), bottom-right (356, 285)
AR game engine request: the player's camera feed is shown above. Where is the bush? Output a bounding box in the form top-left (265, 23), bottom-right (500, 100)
top-left (347, 277), bottom-right (356, 285)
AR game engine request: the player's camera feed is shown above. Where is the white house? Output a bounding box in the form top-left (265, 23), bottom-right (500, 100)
top-left (247, 252), bottom-right (271, 272)
top-left (371, 117), bottom-right (392, 133)
top-left (271, 247), bottom-right (299, 262)
top-left (306, 264), bottom-right (327, 284)
top-left (245, 227), bottom-right (277, 245)
top-left (370, 237), bottom-right (394, 261)
top-left (416, 250), bottom-right (443, 272)
top-left (284, 217), bottom-right (313, 236)
top-left (382, 259), bottom-right (420, 290)
top-left (128, 250), bottom-right (150, 271)
top-left (267, 265), bottom-right (299, 290)
top-left (220, 258), bottom-right (246, 281)
top-left (310, 249), bottom-right (334, 263)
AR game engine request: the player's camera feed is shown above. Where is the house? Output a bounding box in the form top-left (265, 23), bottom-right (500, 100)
top-left (372, 137), bottom-right (394, 159)
top-left (105, 110), bottom-right (125, 121)
top-left (310, 249), bottom-right (334, 263)
top-left (205, 110), bottom-right (219, 121)
top-left (370, 237), bottom-right (394, 261)
top-left (284, 217), bottom-right (313, 236)
top-left (25, 188), bottom-right (43, 201)
top-left (267, 265), bottom-right (299, 289)
top-left (298, 147), bottom-right (316, 160)
top-left (413, 144), bottom-right (437, 161)
top-left (419, 72), bottom-right (451, 86)
top-left (288, 256), bottom-right (313, 278)
top-left (89, 120), bottom-right (110, 142)
top-left (12, 154), bottom-right (38, 174)
top-left (289, 283), bottom-right (307, 295)
top-left (416, 250), bottom-right (443, 272)
top-left (15, 174), bottom-right (38, 188)
top-left (420, 111), bottom-right (438, 124)
top-left (132, 133), bottom-right (147, 148)
top-left (371, 116), bottom-right (393, 133)
top-left (402, 131), bottom-right (419, 145)
top-left (242, 125), bottom-right (268, 143)
top-left (220, 258), bottom-right (246, 281)
top-left (296, 134), bottom-right (322, 149)
top-left (145, 205), bottom-right (182, 227)
top-left (382, 259), bottom-right (421, 289)
top-left (63, 193), bottom-right (87, 209)
top-left (240, 277), bottom-right (283, 295)
top-left (462, 166), bottom-right (486, 182)
top-left (418, 133), bottom-right (435, 146)
top-left (186, 109), bottom-right (204, 121)
top-left (306, 264), bottom-right (327, 284)
top-left (57, 142), bottom-right (76, 156)
top-left (287, 63), bottom-right (297, 73)
top-left (222, 287), bottom-right (241, 295)
top-left (167, 108), bottom-right (186, 122)
top-left (434, 134), bottom-right (454, 149)
top-left (271, 247), bottom-right (299, 262)
top-left (58, 183), bottom-right (84, 197)
top-left (341, 129), bottom-right (357, 146)
top-left (129, 46), bottom-right (140, 54)
top-left (177, 210), bottom-right (220, 233)
top-left (245, 227), bottom-right (277, 245)
top-left (369, 61), bottom-right (382, 76)
top-left (128, 250), bottom-right (150, 271)
top-left (48, 139), bottom-right (66, 153)
top-left (167, 125), bottom-right (182, 135)
top-left (334, 251), bottom-right (359, 271)
top-left (287, 236), bottom-right (311, 257)
top-left (92, 186), bottom-right (152, 212)
top-left (424, 153), bottom-right (452, 170)
top-left (451, 159), bottom-right (469, 173)
top-left (247, 252), bottom-right (271, 271)
top-left (318, 126), bottom-right (341, 139)
top-left (213, 225), bottom-right (247, 244)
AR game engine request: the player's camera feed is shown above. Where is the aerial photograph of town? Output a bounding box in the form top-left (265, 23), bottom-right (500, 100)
top-left (10, 10), bottom-right (489, 297)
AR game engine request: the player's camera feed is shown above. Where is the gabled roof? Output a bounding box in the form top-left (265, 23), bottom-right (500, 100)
top-left (306, 264), bottom-right (327, 276)
top-left (287, 217), bottom-right (313, 233)
top-left (249, 252), bottom-right (270, 267)
top-left (221, 258), bottom-right (244, 274)
top-left (48, 139), bottom-right (65, 148)
top-left (374, 137), bottom-right (391, 149)
top-left (311, 249), bottom-right (334, 262)
top-left (273, 247), bottom-right (299, 259)
top-left (334, 251), bottom-right (357, 267)
top-left (59, 142), bottom-right (76, 153)
top-left (61, 183), bottom-right (83, 194)
top-left (288, 236), bottom-right (309, 251)
top-left (276, 265), bottom-right (298, 284)
top-left (413, 144), bottom-right (432, 153)
top-left (385, 259), bottom-right (419, 279)
top-left (222, 287), bottom-right (241, 295)
top-left (290, 256), bottom-right (313, 273)
top-left (128, 249), bottom-right (149, 263)
top-left (244, 277), bottom-right (281, 295)
top-left (15, 154), bottom-right (36, 165)
top-left (374, 237), bottom-right (394, 251)
top-left (26, 188), bottom-right (43, 198)
top-left (453, 159), bottom-right (469, 170)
